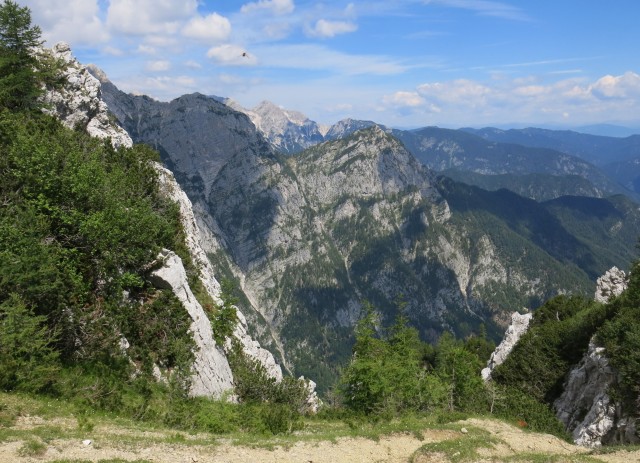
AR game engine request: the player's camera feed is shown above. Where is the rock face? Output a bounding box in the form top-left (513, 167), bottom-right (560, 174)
top-left (42, 42), bottom-right (132, 149)
top-left (550, 267), bottom-right (636, 448)
top-left (150, 250), bottom-right (235, 397)
top-left (594, 266), bottom-right (627, 303)
top-left (481, 312), bottom-right (532, 381)
top-left (234, 100), bottom-right (327, 154)
top-left (553, 341), bottom-right (618, 447)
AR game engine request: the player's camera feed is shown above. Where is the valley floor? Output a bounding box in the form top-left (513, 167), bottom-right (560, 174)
top-left (2, 412), bottom-right (640, 463)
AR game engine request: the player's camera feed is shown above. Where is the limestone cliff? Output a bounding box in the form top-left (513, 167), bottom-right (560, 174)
top-left (44, 43), bottom-right (286, 398)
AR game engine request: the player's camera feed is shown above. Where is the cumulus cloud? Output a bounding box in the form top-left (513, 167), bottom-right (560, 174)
top-left (107, 0), bottom-right (198, 36)
top-left (207, 44), bottom-right (258, 66)
top-left (184, 60), bottom-right (202, 69)
top-left (417, 79), bottom-right (492, 107)
top-left (386, 72), bottom-right (640, 125)
top-left (306, 19), bottom-right (358, 38)
top-left (21, 0), bottom-right (108, 46)
top-left (182, 13), bottom-right (231, 42)
top-left (240, 0), bottom-right (295, 15)
top-left (103, 46), bottom-right (124, 56)
top-left (119, 75), bottom-right (199, 101)
top-left (146, 60), bottom-right (171, 72)
top-left (382, 91), bottom-right (427, 108)
top-left (591, 72), bottom-right (640, 99)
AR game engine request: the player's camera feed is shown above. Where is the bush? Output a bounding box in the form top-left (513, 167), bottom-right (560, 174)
top-left (0, 294), bottom-right (59, 393)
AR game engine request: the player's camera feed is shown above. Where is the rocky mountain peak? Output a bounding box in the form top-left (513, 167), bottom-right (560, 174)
top-left (42, 42), bottom-right (132, 149)
top-left (325, 118), bottom-right (378, 140)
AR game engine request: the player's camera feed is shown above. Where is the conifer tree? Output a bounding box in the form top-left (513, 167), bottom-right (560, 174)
top-left (0, 0), bottom-right (60, 111)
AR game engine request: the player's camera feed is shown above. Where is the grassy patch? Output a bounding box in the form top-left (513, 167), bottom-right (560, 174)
top-left (410, 426), bottom-right (497, 463)
top-left (18, 437), bottom-right (47, 457)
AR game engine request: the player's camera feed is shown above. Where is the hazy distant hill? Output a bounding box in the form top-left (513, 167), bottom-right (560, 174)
top-left (392, 126), bottom-right (633, 199)
top-left (462, 126), bottom-right (640, 166)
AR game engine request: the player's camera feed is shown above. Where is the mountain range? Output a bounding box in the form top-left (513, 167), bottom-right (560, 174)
top-left (224, 99), bottom-right (640, 201)
top-left (89, 68), bottom-right (640, 391)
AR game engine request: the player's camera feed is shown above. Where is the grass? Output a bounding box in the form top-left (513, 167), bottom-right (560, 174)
top-left (410, 426), bottom-right (497, 463)
top-left (1, 391), bottom-right (640, 463)
top-left (18, 437), bottom-right (47, 457)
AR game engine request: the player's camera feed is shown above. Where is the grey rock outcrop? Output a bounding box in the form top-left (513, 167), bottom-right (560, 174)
top-left (481, 312), bottom-right (532, 381)
top-left (553, 341), bottom-right (617, 447)
top-left (229, 309), bottom-right (283, 382)
top-left (42, 42), bottom-right (132, 149)
top-left (150, 249), bottom-right (234, 397)
top-left (594, 266), bottom-right (627, 304)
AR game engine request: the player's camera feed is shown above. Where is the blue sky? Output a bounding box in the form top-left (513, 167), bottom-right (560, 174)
top-left (22, 0), bottom-right (640, 129)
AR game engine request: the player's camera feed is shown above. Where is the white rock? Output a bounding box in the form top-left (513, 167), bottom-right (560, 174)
top-left (150, 249), bottom-right (234, 398)
top-left (82, 439), bottom-right (92, 446)
top-left (481, 311), bottom-right (532, 381)
top-left (41, 42), bottom-right (132, 149)
top-left (229, 309), bottom-right (283, 381)
top-left (154, 164), bottom-right (286, 385)
top-left (554, 341), bottom-right (617, 448)
top-left (298, 376), bottom-right (322, 414)
top-left (594, 266), bottom-right (627, 304)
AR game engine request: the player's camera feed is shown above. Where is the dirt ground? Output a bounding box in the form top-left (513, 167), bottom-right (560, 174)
top-left (3, 415), bottom-right (640, 463)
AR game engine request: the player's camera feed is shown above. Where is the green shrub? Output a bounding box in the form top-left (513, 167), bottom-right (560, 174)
top-left (0, 294), bottom-right (59, 393)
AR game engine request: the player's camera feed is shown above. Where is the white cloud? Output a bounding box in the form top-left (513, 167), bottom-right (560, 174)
top-left (182, 13), bottom-right (231, 42)
top-left (240, 0), bottom-right (295, 15)
top-left (385, 72), bottom-right (640, 125)
top-left (207, 44), bottom-right (258, 66)
top-left (21, 0), bottom-right (108, 46)
top-left (103, 46), bottom-right (124, 56)
top-left (107, 0), bottom-right (198, 36)
top-left (137, 45), bottom-right (157, 55)
top-left (417, 79), bottom-right (492, 107)
top-left (382, 91), bottom-right (426, 108)
top-left (591, 72), bottom-right (640, 99)
top-left (306, 19), bottom-right (358, 38)
top-left (146, 60), bottom-right (171, 72)
top-left (118, 75), bottom-right (199, 101)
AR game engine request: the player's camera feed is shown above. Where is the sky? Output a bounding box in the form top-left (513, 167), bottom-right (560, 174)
top-left (20, 0), bottom-right (640, 129)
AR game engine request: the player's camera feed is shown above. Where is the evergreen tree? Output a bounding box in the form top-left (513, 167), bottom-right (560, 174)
top-left (0, 294), bottom-right (59, 392)
top-left (0, 0), bottom-right (61, 111)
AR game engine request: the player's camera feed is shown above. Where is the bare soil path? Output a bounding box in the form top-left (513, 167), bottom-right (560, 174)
top-left (3, 415), bottom-right (640, 463)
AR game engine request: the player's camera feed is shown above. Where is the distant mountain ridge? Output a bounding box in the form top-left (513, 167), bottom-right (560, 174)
top-left (462, 126), bottom-right (640, 166)
top-left (223, 100), bottom-right (638, 201)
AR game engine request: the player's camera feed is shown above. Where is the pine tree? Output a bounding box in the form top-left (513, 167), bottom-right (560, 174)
top-left (0, 0), bottom-right (61, 111)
